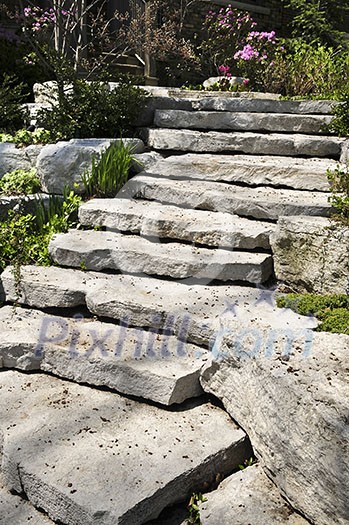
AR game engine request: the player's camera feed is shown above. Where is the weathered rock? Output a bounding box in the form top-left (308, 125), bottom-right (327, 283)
top-left (200, 464), bottom-right (310, 525)
top-left (49, 229), bottom-right (273, 283)
top-left (0, 306), bottom-right (207, 405)
top-left (142, 129), bottom-right (343, 157)
top-left (0, 481), bottom-right (54, 524)
top-left (1, 264), bottom-right (107, 307)
top-left (145, 153), bottom-right (334, 192)
top-left (0, 142), bottom-right (42, 177)
top-left (194, 97), bottom-right (338, 115)
top-left (200, 331), bottom-right (349, 525)
top-left (155, 110), bottom-right (332, 134)
top-left (202, 76), bottom-right (245, 89)
top-left (340, 139), bottom-right (349, 163)
top-left (0, 371), bottom-right (251, 524)
top-left (123, 176), bottom-right (332, 220)
top-left (271, 215), bottom-right (349, 293)
top-left (132, 151), bottom-right (164, 174)
top-left (0, 193), bottom-right (52, 221)
top-left (36, 138), bottom-right (144, 194)
top-left (78, 198), bottom-right (275, 249)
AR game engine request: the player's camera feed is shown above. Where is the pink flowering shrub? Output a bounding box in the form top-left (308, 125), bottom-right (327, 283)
top-left (202, 5), bottom-right (280, 89)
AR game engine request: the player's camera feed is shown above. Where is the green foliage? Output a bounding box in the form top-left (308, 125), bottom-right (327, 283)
top-left (0, 75), bottom-right (29, 133)
top-left (0, 168), bottom-right (41, 196)
top-left (328, 94), bottom-right (349, 136)
top-left (276, 293), bottom-right (349, 334)
top-left (0, 188), bottom-right (81, 273)
top-left (37, 79), bottom-right (148, 141)
top-left (239, 457), bottom-right (256, 470)
top-left (285, 0), bottom-right (349, 48)
top-left (263, 40), bottom-right (349, 97)
top-left (0, 128), bottom-right (52, 147)
top-left (187, 493), bottom-right (207, 524)
top-left (82, 140), bottom-right (136, 198)
top-left (327, 163), bottom-right (349, 221)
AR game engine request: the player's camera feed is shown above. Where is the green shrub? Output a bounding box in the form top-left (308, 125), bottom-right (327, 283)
top-left (263, 40), bottom-right (349, 97)
top-left (327, 163), bottom-right (349, 222)
top-left (0, 128), bottom-right (52, 147)
top-left (37, 79), bottom-right (148, 141)
top-left (0, 188), bottom-right (81, 273)
top-left (0, 75), bottom-right (29, 133)
top-left (0, 168), bottom-right (41, 196)
top-left (328, 94), bottom-right (349, 136)
top-left (82, 140), bottom-right (138, 198)
top-left (276, 293), bottom-right (349, 334)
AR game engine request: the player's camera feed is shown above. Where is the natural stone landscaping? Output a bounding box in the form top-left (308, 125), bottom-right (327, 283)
top-left (0, 88), bottom-right (348, 525)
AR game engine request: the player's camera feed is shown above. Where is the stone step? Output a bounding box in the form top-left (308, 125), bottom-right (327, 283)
top-left (142, 128), bottom-right (344, 157)
top-left (1, 266), bottom-right (317, 348)
top-left (0, 305), bottom-right (207, 405)
top-left (199, 464), bottom-right (310, 524)
top-left (49, 230), bottom-right (273, 284)
top-left (0, 370), bottom-right (251, 524)
top-left (144, 153), bottom-right (335, 192)
top-left (123, 175), bottom-right (331, 220)
top-left (0, 480), bottom-right (55, 525)
top-left (154, 110), bottom-right (332, 134)
top-left (193, 97), bottom-right (337, 115)
top-left (79, 199), bottom-right (275, 250)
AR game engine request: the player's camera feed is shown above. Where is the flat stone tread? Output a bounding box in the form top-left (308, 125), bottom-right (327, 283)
top-left (123, 175), bottom-right (331, 219)
top-left (145, 153), bottom-right (335, 192)
top-left (155, 110), bottom-right (332, 133)
top-left (78, 198), bottom-right (275, 249)
top-left (0, 370), bottom-right (249, 525)
top-left (200, 464), bottom-right (310, 524)
top-left (0, 305), bottom-right (207, 405)
top-left (193, 98), bottom-right (337, 114)
top-left (2, 267), bottom-right (317, 348)
top-left (144, 128), bottom-right (344, 157)
top-left (49, 229), bottom-right (273, 283)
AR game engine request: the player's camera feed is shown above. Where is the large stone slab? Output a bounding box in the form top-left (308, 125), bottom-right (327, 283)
top-left (271, 216), bottom-right (349, 293)
top-left (49, 229), bottom-right (273, 283)
top-left (0, 306), bottom-right (207, 405)
top-left (1, 265), bottom-right (107, 307)
top-left (142, 129), bottom-right (343, 157)
top-left (0, 371), bottom-right (251, 524)
top-left (145, 153), bottom-right (334, 192)
top-left (193, 98), bottom-right (337, 115)
top-left (36, 138), bottom-right (144, 194)
top-left (200, 331), bottom-right (349, 525)
top-left (78, 198), bottom-right (275, 249)
top-left (0, 143), bottom-right (42, 178)
top-left (123, 175), bottom-right (332, 220)
top-left (155, 110), bottom-right (332, 134)
top-left (0, 480), bottom-right (54, 524)
top-left (2, 267), bottom-right (317, 348)
top-left (200, 464), bottom-right (310, 525)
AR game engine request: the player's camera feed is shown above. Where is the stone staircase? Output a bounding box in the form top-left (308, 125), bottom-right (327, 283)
top-left (0, 95), bottom-right (346, 524)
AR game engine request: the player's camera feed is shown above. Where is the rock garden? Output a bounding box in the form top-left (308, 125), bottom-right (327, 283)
top-left (0, 1), bottom-right (348, 524)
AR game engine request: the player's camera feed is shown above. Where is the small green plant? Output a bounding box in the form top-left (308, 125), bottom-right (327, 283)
top-left (277, 293), bottom-right (349, 334)
top-left (239, 457), bottom-right (256, 470)
top-left (187, 492), bottom-right (207, 525)
top-left (0, 128), bottom-right (52, 147)
top-left (327, 162), bottom-right (349, 222)
top-left (0, 74), bottom-right (29, 134)
top-left (0, 187), bottom-right (81, 274)
top-left (328, 94), bottom-right (349, 137)
top-left (0, 168), bottom-right (41, 196)
top-left (82, 140), bottom-right (137, 198)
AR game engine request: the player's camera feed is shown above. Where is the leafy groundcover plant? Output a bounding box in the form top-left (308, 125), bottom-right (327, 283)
top-left (0, 168), bottom-right (41, 196)
top-left (277, 294), bottom-right (349, 334)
